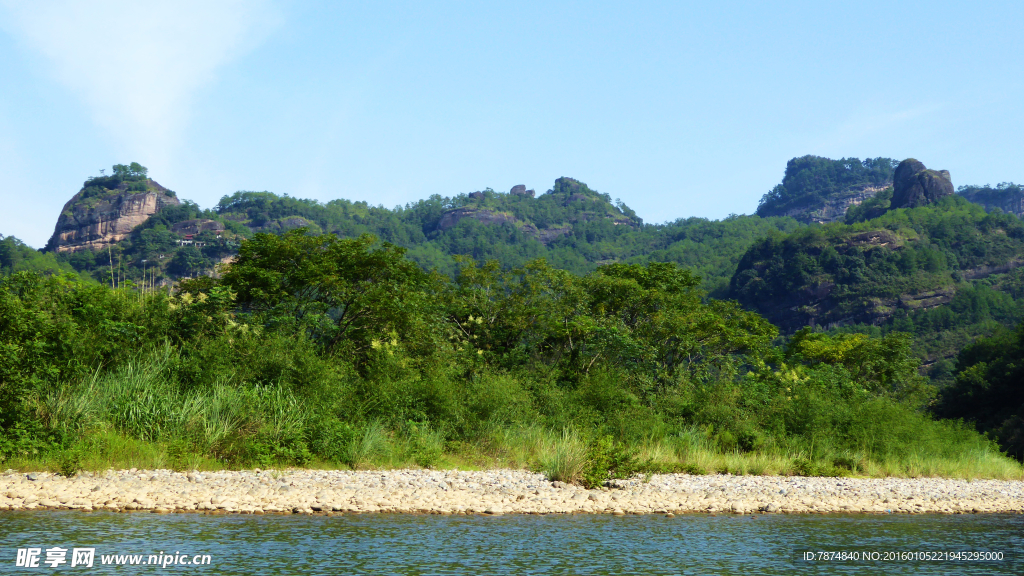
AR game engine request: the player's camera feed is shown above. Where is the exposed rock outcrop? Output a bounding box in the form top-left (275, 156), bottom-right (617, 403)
top-left (799, 186), bottom-right (890, 224)
top-left (843, 229), bottom-right (901, 250)
top-left (536, 226), bottom-right (572, 243)
top-left (437, 208), bottom-right (518, 230)
top-left (957, 184), bottom-right (1024, 218)
top-left (891, 159), bottom-right (953, 209)
top-left (962, 257), bottom-right (1024, 281)
top-left (435, 208), bottom-right (572, 244)
top-left (553, 177), bottom-right (586, 194)
top-left (251, 216), bottom-right (321, 234)
top-left (434, 175), bottom-right (636, 245)
top-left (170, 219), bottom-right (225, 236)
top-left (47, 180), bottom-right (179, 253)
top-left (768, 285), bottom-right (956, 333)
top-left (510, 185), bottom-right (535, 198)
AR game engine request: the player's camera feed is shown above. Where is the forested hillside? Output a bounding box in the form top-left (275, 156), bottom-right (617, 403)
top-left (8, 159), bottom-right (1022, 355)
top-left (0, 235), bottom-right (78, 277)
top-left (957, 183), bottom-right (1024, 218)
top-left (6, 158), bottom-right (1021, 361)
top-left (3, 233), bottom-right (1017, 478)
top-left (44, 170), bottom-right (802, 297)
top-left (756, 156), bottom-right (898, 222)
top-left (2, 157), bottom-right (1024, 474)
top-left (731, 196), bottom-right (1024, 376)
top-left (937, 322), bottom-right (1024, 459)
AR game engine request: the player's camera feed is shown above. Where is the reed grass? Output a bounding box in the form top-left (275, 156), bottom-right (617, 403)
top-left (7, 426), bottom-right (1022, 480)
top-left (538, 428), bottom-right (589, 484)
top-left (345, 420), bottom-right (391, 469)
top-left (5, 351), bottom-right (1023, 481)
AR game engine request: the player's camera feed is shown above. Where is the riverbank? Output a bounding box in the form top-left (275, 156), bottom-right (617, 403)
top-left (2, 469), bottom-right (1022, 515)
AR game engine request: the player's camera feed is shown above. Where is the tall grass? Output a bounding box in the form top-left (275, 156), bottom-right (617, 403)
top-left (32, 349), bottom-right (250, 453)
top-left (539, 429), bottom-right (589, 483)
top-left (463, 423), bottom-right (1023, 481)
top-left (346, 420), bottom-right (391, 468)
top-left (20, 348), bottom-right (306, 470)
top-left (6, 350), bottom-right (1023, 480)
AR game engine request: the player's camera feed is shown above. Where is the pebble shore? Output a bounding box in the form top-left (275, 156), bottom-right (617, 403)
top-left (2, 469), bottom-right (1022, 516)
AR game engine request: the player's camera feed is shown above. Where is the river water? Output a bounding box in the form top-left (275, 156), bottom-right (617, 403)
top-left (1, 511), bottom-right (1020, 574)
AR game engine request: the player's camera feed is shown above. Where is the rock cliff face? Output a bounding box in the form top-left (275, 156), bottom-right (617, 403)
top-left (891, 159), bottom-right (953, 208)
top-left (786, 185), bottom-right (890, 224)
top-left (437, 207), bottom-right (517, 230)
top-left (768, 284), bottom-right (956, 333)
top-left (46, 180), bottom-right (179, 253)
top-left (957, 184), bottom-right (1024, 218)
top-left (170, 219), bottom-right (225, 236)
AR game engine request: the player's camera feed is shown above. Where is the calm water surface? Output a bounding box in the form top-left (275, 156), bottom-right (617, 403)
top-left (1, 511), bottom-right (1020, 575)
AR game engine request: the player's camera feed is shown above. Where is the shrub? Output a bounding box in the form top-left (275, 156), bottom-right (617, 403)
top-left (541, 429), bottom-right (588, 484)
top-left (581, 435), bottom-right (640, 488)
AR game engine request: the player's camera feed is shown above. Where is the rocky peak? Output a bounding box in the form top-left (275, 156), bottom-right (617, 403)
top-left (432, 177), bottom-right (637, 245)
top-left (510, 184), bottom-right (535, 198)
top-left (891, 158), bottom-right (953, 209)
top-left (45, 169), bottom-right (180, 253)
top-left (552, 177), bottom-right (586, 196)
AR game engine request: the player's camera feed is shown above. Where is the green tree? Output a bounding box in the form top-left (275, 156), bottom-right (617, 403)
top-left (785, 329), bottom-right (929, 403)
top-left (112, 162), bottom-right (148, 180)
top-left (447, 258), bottom-right (776, 385)
top-left (168, 247), bottom-right (209, 277)
top-left (222, 229), bottom-right (436, 356)
top-left (128, 162), bottom-right (148, 178)
top-left (938, 323), bottom-right (1024, 459)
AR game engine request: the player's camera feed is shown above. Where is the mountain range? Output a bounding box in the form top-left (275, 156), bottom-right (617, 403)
top-left (3, 155), bottom-right (1024, 381)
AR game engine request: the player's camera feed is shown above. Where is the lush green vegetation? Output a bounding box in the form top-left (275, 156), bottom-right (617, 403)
top-left (2, 230), bottom-right (1019, 480)
top-left (731, 195), bottom-right (1024, 396)
top-left (731, 196), bottom-right (1024, 331)
top-left (210, 178), bottom-right (802, 294)
top-left (0, 235), bottom-right (79, 278)
top-left (56, 173), bottom-right (800, 297)
top-left (936, 321), bottom-right (1024, 460)
top-left (79, 163), bottom-right (149, 196)
top-left (9, 158), bottom-right (1024, 476)
top-left (756, 156), bottom-right (898, 219)
top-left (957, 182), bottom-right (1024, 216)
top-left (844, 186), bottom-right (893, 224)
top-left (827, 278), bottom-right (1024, 384)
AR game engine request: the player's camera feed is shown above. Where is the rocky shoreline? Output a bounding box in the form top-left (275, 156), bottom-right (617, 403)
top-left (2, 469), bottom-right (1022, 516)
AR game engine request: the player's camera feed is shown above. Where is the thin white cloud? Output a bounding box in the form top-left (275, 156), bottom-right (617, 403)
top-left (1, 0), bottom-right (279, 164)
top-left (813, 102), bottom-right (946, 152)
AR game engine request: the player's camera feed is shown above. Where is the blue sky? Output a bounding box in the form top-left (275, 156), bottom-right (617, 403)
top-left (2, 1), bottom-right (1023, 248)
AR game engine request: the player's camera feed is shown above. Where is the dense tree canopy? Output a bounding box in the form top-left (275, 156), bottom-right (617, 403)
top-left (937, 322), bottom-right (1024, 459)
top-left (5, 179), bottom-right (1024, 472)
top-left (223, 231), bottom-right (436, 357)
top-left (8, 233), bottom-right (991, 474)
top-left (757, 156), bottom-right (898, 218)
top-left (732, 196), bottom-right (1024, 330)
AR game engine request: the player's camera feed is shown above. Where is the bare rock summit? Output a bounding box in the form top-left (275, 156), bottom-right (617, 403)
top-left (891, 159), bottom-right (954, 209)
top-left (46, 176), bottom-right (179, 253)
